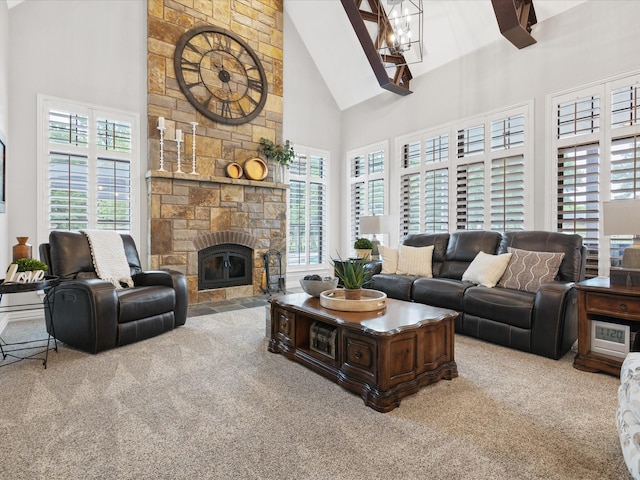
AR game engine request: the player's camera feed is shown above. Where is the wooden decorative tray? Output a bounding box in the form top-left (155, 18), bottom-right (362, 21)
top-left (319, 289), bottom-right (387, 312)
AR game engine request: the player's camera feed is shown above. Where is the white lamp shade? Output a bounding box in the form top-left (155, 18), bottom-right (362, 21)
top-left (360, 215), bottom-right (389, 235)
top-left (603, 200), bottom-right (640, 236)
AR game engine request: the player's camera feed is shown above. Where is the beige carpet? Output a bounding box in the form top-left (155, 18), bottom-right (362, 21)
top-left (0, 307), bottom-right (630, 479)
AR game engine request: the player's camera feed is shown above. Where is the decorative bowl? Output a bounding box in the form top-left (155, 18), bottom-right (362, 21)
top-left (300, 277), bottom-right (339, 297)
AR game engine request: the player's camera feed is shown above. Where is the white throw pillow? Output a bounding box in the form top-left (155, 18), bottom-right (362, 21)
top-left (462, 251), bottom-right (513, 288)
top-left (379, 245), bottom-right (399, 274)
top-left (396, 245), bottom-right (434, 277)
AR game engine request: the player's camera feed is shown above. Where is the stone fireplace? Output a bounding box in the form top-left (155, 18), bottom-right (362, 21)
top-left (147, 171), bottom-right (287, 305)
top-left (146, 0), bottom-right (286, 305)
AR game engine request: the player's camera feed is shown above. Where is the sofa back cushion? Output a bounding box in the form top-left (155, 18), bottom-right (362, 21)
top-left (439, 231), bottom-right (502, 280)
top-left (497, 231), bottom-right (584, 282)
top-left (48, 230), bottom-right (143, 281)
top-left (402, 233), bottom-right (449, 277)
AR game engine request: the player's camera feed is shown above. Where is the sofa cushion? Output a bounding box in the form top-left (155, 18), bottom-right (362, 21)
top-left (403, 233), bottom-right (449, 277)
top-left (397, 245), bottom-right (434, 277)
top-left (369, 274), bottom-right (418, 301)
top-left (379, 245), bottom-right (399, 274)
top-left (462, 251), bottom-right (512, 288)
top-left (463, 286), bottom-right (535, 330)
top-left (498, 247), bottom-right (565, 293)
top-left (412, 277), bottom-right (472, 311)
top-left (117, 285), bottom-right (176, 323)
top-left (439, 231), bottom-right (503, 280)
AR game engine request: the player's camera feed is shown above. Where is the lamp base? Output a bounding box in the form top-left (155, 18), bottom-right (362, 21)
top-left (371, 236), bottom-right (380, 261)
top-left (623, 246), bottom-right (640, 269)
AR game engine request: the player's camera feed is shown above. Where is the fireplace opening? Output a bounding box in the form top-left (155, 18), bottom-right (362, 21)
top-left (198, 243), bottom-right (253, 290)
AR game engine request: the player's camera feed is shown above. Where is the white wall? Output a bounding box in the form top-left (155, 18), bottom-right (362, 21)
top-left (339, 0), bottom-right (640, 250)
top-left (0, 0), bottom-right (9, 328)
top-left (7, 0), bottom-right (147, 271)
top-left (283, 10), bottom-right (342, 276)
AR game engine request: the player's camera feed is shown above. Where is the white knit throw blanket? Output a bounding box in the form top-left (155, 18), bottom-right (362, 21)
top-left (81, 229), bottom-right (133, 289)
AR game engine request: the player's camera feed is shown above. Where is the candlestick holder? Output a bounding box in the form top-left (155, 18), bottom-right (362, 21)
top-left (175, 137), bottom-right (183, 173)
top-left (157, 125), bottom-right (166, 172)
top-left (190, 121), bottom-right (199, 175)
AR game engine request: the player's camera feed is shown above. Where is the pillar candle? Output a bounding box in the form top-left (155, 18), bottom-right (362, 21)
top-left (158, 116), bottom-right (165, 129)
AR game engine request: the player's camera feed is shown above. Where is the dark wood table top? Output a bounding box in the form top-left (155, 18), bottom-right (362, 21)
top-left (270, 292), bottom-right (459, 335)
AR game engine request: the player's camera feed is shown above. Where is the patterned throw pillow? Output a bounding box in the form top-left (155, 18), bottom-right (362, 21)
top-left (396, 245), bottom-right (434, 277)
top-left (498, 247), bottom-right (565, 293)
top-left (462, 251), bottom-right (513, 288)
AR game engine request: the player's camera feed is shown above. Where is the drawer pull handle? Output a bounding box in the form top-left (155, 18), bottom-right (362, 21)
top-left (620, 303), bottom-right (628, 311)
top-left (354, 351), bottom-right (362, 359)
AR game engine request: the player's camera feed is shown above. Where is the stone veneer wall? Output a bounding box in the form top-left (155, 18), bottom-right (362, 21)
top-left (146, 0), bottom-right (286, 304)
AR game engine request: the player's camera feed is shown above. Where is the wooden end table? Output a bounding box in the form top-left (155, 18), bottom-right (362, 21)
top-left (573, 276), bottom-right (640, 376)
top-left (268, 292), bottom-right (459, 412)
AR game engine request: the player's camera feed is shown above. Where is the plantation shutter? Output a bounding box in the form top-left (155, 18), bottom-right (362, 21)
top-left (424, 168), bottom-right (448, 233)
top-left (288, 151), bottom-right (327, 267)
top-left (400, 172), bottom-right (420, 238)
top-left (47, 107), bottom-right (133, 233)
top-left (456, 162), bottom-right (484, 230)
top-left (490, 155), bottom-right (525, 231)
top-left (557, 143), bottom-right (600, 277)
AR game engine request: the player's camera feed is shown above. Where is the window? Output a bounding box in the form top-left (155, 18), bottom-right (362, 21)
top-left (288, 146), bottom-right (329, 268)
top-left (348, 142), bottom-right (387, 246)
top-left (37, 96), bottom-right (139, 245)
top-left (552, 74), bottom-right (640, 277)
top-left (396, 104), bottom-right (530, 240)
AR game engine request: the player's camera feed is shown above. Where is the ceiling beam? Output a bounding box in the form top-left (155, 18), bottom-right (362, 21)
top-left (491, 0), bottom-right (538, 49)
top-left (341, 0), bottom-right (413, 96)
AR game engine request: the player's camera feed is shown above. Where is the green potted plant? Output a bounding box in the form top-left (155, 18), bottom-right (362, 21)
top-left (331, 255), bottom-right (373, 300)
top-left (353, 237), bottom-right (374, 261)
top-left (5, 257), bottom-right (49, 283)
top-left (258, 138), bottom-right (296, 183)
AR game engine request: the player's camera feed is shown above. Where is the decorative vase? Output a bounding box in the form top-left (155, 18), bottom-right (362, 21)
top-left (344, 288), bottom-right (362, 301)
top-left (355, 249), bottom-right (372, 261)
top-left (12, 237), bottom-right (32, 262)
top-left (273, 163), bottom-right (285, 183)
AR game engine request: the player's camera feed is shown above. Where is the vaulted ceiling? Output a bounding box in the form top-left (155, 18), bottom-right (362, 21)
top-left (284, 0), bottom-right (588, 110)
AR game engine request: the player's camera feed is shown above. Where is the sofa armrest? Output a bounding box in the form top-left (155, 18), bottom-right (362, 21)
top-left (133, 269), bottom-right (188, 327)
top-left (45, 279), bottom-right (119, 354)
top-left (367, 261), bottom-right (382, 276)
top-left (531, 281), bottom-right (577, 359)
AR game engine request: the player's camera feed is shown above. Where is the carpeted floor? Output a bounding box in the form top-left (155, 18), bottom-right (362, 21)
top-left (0, 307), bottom-right (630, 479)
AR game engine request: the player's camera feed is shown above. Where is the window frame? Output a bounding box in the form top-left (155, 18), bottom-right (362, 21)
top-left (286, 145), bottom-right (330, 272)
top-left (36, 94), bottom-right (140, 247)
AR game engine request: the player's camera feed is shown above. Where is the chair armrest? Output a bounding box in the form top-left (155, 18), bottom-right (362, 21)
top-left (531, 281), bottom-right (577, 359)
top-left (45, 279), bottom-right (118, 354)
top-left (133, 269), bottom-right (188, 327)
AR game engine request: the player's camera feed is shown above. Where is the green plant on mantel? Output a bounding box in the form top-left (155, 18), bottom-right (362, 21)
top-left (258, 138), bottom-right (296, 168)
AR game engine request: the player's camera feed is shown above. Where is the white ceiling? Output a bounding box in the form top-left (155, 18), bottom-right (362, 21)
top-left (284, 0), bottom-right (588, 110)
top-left (6, 0), bottom-right (587, 111)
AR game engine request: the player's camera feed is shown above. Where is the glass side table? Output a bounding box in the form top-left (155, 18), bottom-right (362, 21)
top-left (0, 275), bottom-right (60, 369)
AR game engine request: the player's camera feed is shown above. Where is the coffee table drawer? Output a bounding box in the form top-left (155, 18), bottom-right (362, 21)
top-left (273, 306), bottom-right (295, 344)
top-left (342, 333), bottom-right (377, 382)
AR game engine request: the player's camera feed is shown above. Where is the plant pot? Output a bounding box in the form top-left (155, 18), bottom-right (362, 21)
top-left (355, 249), bottom-right (372, 261)
top-left (343, 288), bottom-right (362, 301)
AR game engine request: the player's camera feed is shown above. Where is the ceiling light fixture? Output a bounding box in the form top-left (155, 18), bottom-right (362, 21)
top-left (378, 0), bottom-right (423, 66)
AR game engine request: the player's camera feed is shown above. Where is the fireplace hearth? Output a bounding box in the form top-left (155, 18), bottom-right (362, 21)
top-left (198, 243), bottom-right (253, 290)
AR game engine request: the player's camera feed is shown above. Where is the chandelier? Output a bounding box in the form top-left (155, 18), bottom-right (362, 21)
top-left (377, 0), bottom-right (423, 66)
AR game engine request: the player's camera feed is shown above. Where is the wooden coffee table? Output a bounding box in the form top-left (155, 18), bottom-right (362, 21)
top-left (268, 293), bottom-right (459, 412)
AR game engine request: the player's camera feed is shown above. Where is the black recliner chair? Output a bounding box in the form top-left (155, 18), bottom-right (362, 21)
top-left (39, 230), bottom-right (188, 354)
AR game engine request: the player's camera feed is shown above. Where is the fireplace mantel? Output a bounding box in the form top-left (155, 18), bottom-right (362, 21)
top-left (145, 170), bottom-right (289, 190)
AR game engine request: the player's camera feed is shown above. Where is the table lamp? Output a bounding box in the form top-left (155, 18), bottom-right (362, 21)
top-left (603, 199), bottom-right (640, 269)
top-left (359, 215), bottom-right (389, 260)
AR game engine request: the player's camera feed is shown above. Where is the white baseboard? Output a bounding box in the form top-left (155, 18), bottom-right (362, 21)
top-left (0, 310), bottom-right (45, 335)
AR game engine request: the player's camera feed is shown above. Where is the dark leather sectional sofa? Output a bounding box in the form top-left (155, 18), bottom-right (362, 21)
top-left (369, 230), bottom-right (586, 359)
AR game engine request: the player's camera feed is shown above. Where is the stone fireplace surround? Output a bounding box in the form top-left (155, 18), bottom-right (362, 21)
top-left (147, 170), bottom-right (287, 305)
